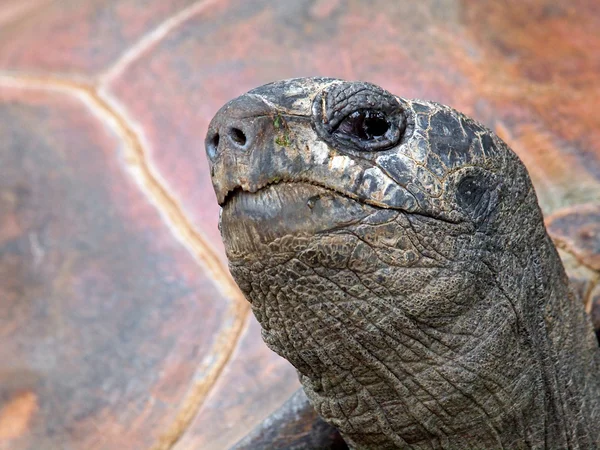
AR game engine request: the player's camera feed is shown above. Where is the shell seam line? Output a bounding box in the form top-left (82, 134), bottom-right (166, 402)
top-left (0, 73), bottom-right (250, 450)
top-left (552, 237), bottom-right (600, 279)
top-left (552, 237), bottom-right (600, 313)
top-left (99, 0), bottom-right (219, 84)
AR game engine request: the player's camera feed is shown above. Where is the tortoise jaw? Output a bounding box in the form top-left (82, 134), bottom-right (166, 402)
top-left (220, 182), bottom-right (378, 259)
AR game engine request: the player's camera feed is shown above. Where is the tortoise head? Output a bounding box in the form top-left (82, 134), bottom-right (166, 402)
top-left (207, 78), bottom-right (532, 254)
top-left (205, 78), bottom-right (597, 447)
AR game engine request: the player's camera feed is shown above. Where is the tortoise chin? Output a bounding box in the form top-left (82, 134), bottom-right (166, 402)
top-left (220, 182), bottom-right (378, 260)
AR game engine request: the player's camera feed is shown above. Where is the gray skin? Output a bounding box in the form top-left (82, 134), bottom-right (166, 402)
top-left (205, 78), bottom-right (600, 449)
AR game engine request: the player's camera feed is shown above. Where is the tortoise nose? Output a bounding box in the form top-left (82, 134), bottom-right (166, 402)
top-left (205, 124), bottom-right (249, 159)
top-left (205, 94), bottom-right (273, 163)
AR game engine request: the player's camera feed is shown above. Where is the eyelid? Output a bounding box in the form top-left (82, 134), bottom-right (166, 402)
top-left (311, 83), bottom-right (410, 152)
top-left (333, 109), bottom-right (383, 129)
top-left (327, 98), bottom-right (395, 131)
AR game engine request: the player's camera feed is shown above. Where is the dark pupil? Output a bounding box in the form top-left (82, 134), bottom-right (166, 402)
top-left (340, 110), bottom-right (389, 140)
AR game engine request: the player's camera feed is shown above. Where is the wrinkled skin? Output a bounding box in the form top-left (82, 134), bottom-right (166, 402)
top-left (206, 78), bottom-right (600, 449)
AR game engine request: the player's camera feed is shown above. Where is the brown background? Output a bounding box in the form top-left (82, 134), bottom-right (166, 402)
top-left (1, 1), bottom-right (599, 449)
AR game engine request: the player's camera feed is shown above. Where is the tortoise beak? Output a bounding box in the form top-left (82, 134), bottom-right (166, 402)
top-left (205, 78), bottom-right (340, 206)
top-left (205, 78), bottom-right (418, 213)
top-left (205, 93), bottom-right (276, 205)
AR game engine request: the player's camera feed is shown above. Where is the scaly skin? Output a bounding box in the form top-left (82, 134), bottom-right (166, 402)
top-left (206, 78), bottom-right (600, 449)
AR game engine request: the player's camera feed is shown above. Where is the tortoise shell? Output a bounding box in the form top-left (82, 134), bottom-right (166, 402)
top-left (0, 1), bottom-right (598, 449)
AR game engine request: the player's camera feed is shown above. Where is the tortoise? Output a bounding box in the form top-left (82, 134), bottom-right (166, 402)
top-left (206, 77), bottom-right (600, 448)
top-left (1, 1), bottom-right (599, 449)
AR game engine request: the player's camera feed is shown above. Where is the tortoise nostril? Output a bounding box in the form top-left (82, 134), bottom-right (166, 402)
top-left (229, 128), bottom-right (247, 146)
top-left (206, 132), bottom-right (220, 159)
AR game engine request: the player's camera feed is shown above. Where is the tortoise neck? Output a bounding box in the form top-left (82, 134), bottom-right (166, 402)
top-left (300, 224), bottom-right (600, 449)
top-left (523, 230), bottom-right (600, 447)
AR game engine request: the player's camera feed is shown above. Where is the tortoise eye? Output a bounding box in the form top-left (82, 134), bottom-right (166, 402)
top-left (336, 110), bottom-right (390, 140)
top-left (331, 109), bottom-right (401, 151)
top-left (312, 82), bottom-right (409, 152)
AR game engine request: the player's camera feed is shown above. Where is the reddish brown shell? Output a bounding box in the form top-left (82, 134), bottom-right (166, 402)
top-left (0, 1), bottom-right (599, 449)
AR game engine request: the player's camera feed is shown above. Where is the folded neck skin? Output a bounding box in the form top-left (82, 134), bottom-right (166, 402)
top-left (206, 78), bottom-right (600, 449)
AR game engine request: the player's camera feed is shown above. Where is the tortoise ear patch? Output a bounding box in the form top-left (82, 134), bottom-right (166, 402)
top-left (454, 171), bottom-right (501, 222)
top-left (456, 176), bottom-right (486, 210)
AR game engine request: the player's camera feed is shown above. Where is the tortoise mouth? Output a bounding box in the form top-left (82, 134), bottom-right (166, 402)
top-left (220, 176), bottom-right (368, 209)
top-left (220, 182), bottom-right (379, 258)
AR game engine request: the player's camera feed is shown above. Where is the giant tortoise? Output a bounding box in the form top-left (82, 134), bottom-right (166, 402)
top-left (0, 1), bottom-right (599, 449)
top-left (208, 77), bottom-right (600, 448)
